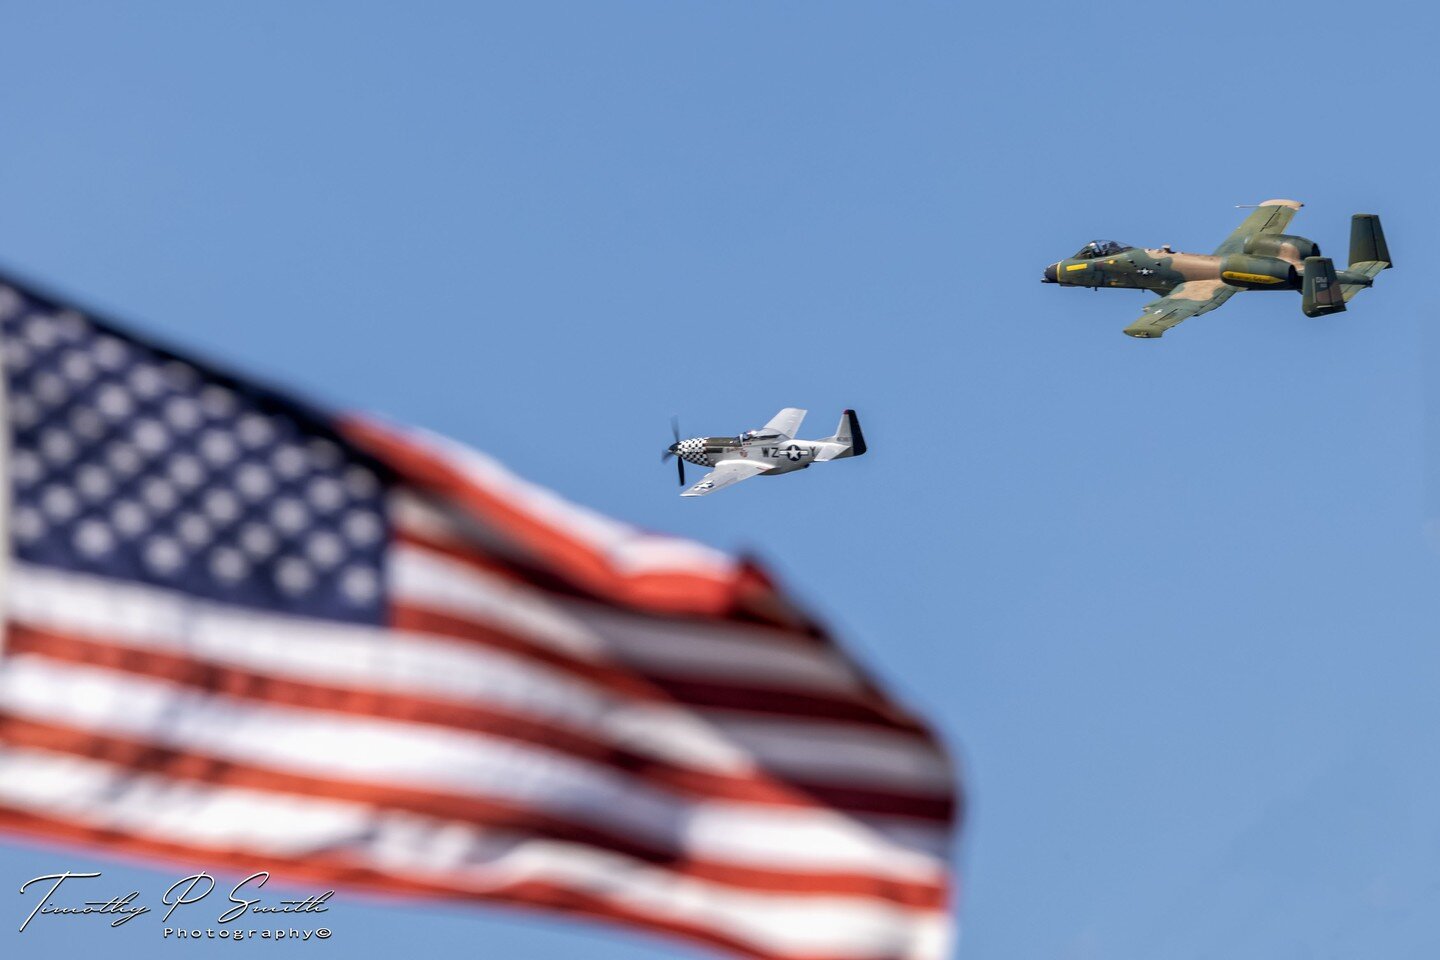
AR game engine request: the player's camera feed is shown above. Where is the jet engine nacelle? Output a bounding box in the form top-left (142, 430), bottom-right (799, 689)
top-left (1218, 253), bottom-right (1299, 289)
top-left (1242, 233), bottom-right (1321, 261)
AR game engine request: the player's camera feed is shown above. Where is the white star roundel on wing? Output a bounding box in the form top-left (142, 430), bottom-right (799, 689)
top-left (681, 460), bottom-right (772, 498)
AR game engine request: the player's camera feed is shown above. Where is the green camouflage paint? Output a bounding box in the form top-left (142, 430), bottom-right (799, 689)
top-left (1041, 201), bottom-right (1393, 338)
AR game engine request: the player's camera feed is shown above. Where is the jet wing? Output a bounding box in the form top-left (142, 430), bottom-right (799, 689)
top-left (1213, 199), bottom-right (1303, 255)
top-left (1123, 280), bottom-right (1239, 339)
top-left (761, 407), bottom-right (807, 440)
top-left (681, 459), bottom-right (772, 497)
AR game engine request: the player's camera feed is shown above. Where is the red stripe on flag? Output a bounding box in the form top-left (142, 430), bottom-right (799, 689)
top-left (342, 417), bottom-right (804, 625)
top-left (393, 604), bottom-right (929, 734)
top-left (391, 517), bottom-right (831, 647)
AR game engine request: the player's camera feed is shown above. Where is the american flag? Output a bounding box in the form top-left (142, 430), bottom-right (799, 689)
top-left (0, 276), bottom-right (958, 960)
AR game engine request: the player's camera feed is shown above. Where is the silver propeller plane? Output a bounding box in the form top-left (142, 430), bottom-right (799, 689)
top-left (664, 408), bottom-right (867, 497)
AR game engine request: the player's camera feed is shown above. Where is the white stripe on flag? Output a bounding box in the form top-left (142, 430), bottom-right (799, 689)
top-left (0, 655), bottom-right (949, 876)
top-left (5, 563), bottom-right (952, 794)
top-left (0, 747), bottom-right (953, 960)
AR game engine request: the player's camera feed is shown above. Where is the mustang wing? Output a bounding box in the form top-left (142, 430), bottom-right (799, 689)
top-left (1123, 280), bottom-right (1239, 339)
top-left (1213, 199), bottom-right (1303, 255)
top-left (681, 459), bottom-right (773, 497)
top-left (761, 407), bottom-right (807, 440)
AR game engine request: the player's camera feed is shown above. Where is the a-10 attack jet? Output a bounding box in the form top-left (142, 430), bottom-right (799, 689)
top-left (1042, 201), bottom-right (1393, 338)
top-left (664, 408), bottom-right (866, 497)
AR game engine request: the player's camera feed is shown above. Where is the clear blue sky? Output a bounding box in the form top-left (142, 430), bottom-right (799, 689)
top-left (2, 2), bottom-right (1436, 957)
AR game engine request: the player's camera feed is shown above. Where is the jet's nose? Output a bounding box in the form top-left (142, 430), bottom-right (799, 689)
top-left (1042, 262), bottom-right (1059, 283)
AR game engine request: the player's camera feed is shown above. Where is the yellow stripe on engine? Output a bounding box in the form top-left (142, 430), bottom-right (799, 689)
top-left (1222, 271), bottom-right (1284, 284)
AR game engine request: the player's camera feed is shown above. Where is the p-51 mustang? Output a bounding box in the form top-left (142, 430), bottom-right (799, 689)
top-left (664, 408), bottom-right (867, 497)
top-left (1042, 201), bottom-right (1393, 338)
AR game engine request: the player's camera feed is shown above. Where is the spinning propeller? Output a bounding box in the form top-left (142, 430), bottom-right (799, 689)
top-left (662, 416), bottom-right (686, 487)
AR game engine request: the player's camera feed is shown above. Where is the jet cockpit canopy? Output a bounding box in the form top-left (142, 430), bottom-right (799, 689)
top-left (1072, 240), bottom-right (1129, 259)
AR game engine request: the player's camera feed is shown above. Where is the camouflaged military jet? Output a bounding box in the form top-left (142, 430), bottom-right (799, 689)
top-left (1042, 201), bottom-right (1393, 338)
top-left (663, 408), bottom-right (866, 497)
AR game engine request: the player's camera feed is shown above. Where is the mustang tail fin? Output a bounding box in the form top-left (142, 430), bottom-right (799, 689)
top-left (813, 409), bottom-right (867, 461)
top-left (1302, 257), bottom-right (1346, 317)
top-left (839, 409), bottom-right (867, 456)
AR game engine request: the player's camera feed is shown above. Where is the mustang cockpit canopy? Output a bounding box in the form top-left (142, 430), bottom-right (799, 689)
top-left (1072, 240), bottom-right (1129, 259)
top-left (743, 429), bottom-right (782, 442)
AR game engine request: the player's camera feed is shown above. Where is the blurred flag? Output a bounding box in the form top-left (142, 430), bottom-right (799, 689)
top-left (0, 275), bottom-right (958, 960)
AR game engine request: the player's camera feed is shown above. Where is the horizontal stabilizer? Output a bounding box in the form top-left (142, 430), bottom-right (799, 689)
top-left (1337, 261), bottom-right (1387, 302)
